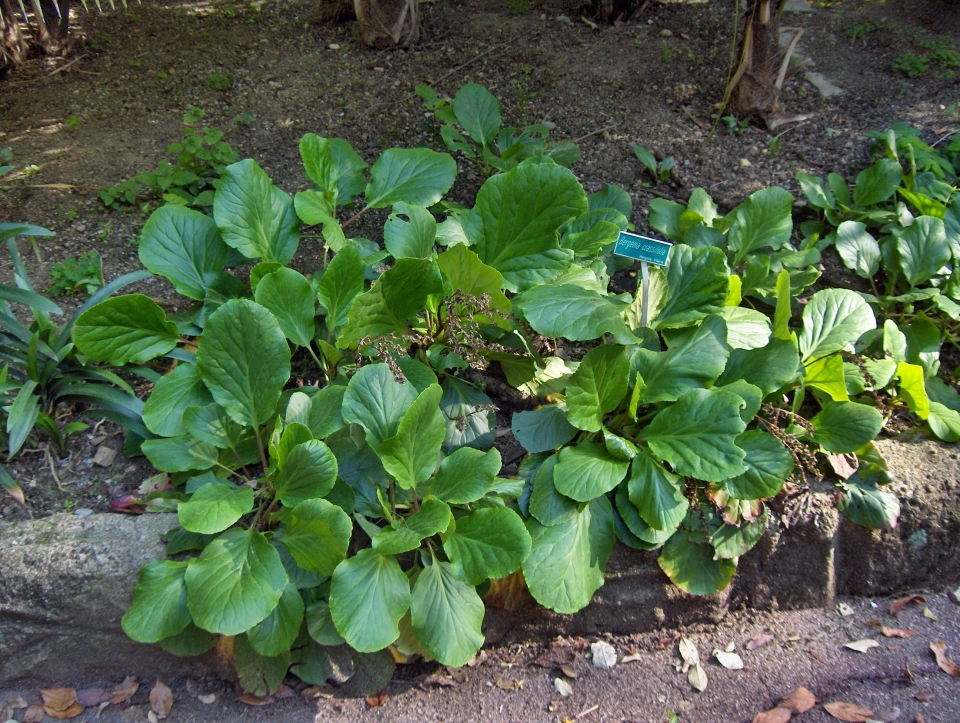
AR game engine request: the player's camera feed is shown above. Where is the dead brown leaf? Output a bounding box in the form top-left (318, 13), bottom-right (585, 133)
top-left (930, 639), bottom-right (960, 677)
top-left (273, 685), bottom-right (294, 700)
top-left (420, 674), bottom-right (456, 688)
top-left (890, 595), bottom-right (925, 616)
top-left (823, 701), bottom-right (874, 722)
top-left (872, 707), bottom-right (901, 722)
top-left (365, 689), bottom-right (388, 707)
top-left (533, 640), bottom-right (576, 667)
top-left (747, 633), bottom-right (774, 650)
top-left (76, 688), bottom-right (110, 708)
top-left (656, 633), bottom-right (681, 650)
top-left (826, 453), bottom-right (858, 479)
top-left (561, 664), bottom-right (578, 679)
top-left (483, 570), bottom-right (528, 612)
top-left (448, 667), bottom-right (468, 683)
top-left (882, 627), bottom-right (916, 638)
top-left (5, 699), bottom-right (27, 710)
top-left (237, 693), bottom-right (275, 706)
top-left (41, 688), bottom-right (82, 719)
top-left (780, 687), bottom-right (816, 714)
top-left (23, 704), bottom-right (45, 723)
top-left (149, 680), bottom-right (173, 719)
top-left (109, 677), bottom-right (139, 705)
top-left (752, 708), bottom-right (792, 723)
top-left (914, 691), bottom-right (935, 702)
top-left (300, 686), bottom-right (333, 699)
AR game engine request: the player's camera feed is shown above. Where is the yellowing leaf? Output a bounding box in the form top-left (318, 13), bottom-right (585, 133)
top-left (895, 361), bottom-right (930, 420)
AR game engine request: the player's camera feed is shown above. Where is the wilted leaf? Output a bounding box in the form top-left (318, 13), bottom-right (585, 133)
top-left (780, 687), bottom-right (817, 714)
top-left (40, 689), bottom-right (82, 719)
top-left (149, 681), bottom-right (173, 719)
top-left (714, 650), bottom-right (744, 670)
top-left (237, 693), bottom-right (275, 706)
top-left (837, 602), bottom-right (855, 617)
top-left (554, 678), bottom-right (573, 697)
top-left (747, 633), bottom-right (774, 650)
top-left (109, 677), bottom-right (139, 705)
top-left (871, 707), bottom-right (901, 722)
top-left (752, 708), bottom-right (792, 723)
top-left (826, 453), bottom-right (859, 479)
top-left (688, 662), bottom-right (708, 692)
top-left (844, 639), bottom-right (879, 653)
top-left (590, 640), bottom-right (617, 669)
top-left (881, 627), bottom-right (916, 638)
top-left (914, 691), bottom-right (935, 702)
top-left (483, 570), bottom-right (528, 613)
top-left (923, 606), bottom-right (938, 621)
top-left (823, 701), bottom-right (874, 722)
top-left (76, 688), bottom-right (110, 707)
top-left (890, 594), bottom-right (924, 616)
top-left (365, 690), bottom-right (389, 707)
top-left (23, 704), bottom-right (45, 723)
top-left (931, 639), bottom-right (960, 676)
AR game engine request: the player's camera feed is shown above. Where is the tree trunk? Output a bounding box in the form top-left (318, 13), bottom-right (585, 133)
top-left (1, 0), bottom-right (70, 75)
top-left (580, 0), bottom-right (645, 23)
top-left (353, 0), bottom-right (418, 48)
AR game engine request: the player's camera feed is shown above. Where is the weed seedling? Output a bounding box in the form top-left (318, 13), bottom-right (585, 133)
top-left (204, 73), bottom-right (231, 91)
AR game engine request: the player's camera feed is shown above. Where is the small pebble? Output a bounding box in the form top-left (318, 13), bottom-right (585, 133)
top-left (328, 43), bottom-right (340, 50)
top-left (659, 29), bottom-right (672, 37)
top-left (74, 508), bottom-right (93, 517)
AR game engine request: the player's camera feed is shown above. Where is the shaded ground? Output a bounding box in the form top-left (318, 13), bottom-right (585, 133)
top-left (2, 590), bottom-right (959, 722)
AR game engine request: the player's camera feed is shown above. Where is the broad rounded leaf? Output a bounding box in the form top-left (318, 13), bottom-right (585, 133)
top-left (730, 187), bottom-right (794, 264)
top-left (185, 528), bottom-right (288, 635)
top-left (627, 448), bottom-right (688, 531)
top-left (554, 442), bottom-right (629, 502)
top-left (439, 376), bottom-right (496, 453)
top-left (565, 344), bottom-right (629, 432)
top-left (329, 549), bottom-right (411, 652)
top-left (300, 134), bottom-right (367, 205)
top-left (372, 497), bottom-right (452, 555)
top-left (141, 435), bottom-right (219, 472)
top-left (835, 220), bottom-right (880, 279)
top-left (122, 561), bottom-right (191, 643)
top-left (515, 284), bottom-right (636, 343)
top-left (274, 440), bottom-right (338, 507)
top-left (529, 453), bottom-right (578, 526)
top-left (443, 507), bottom-right (532, 585)
top-left (247, 583), bottom-right (304, 657)
top-left (178, 482), bottom-right (255, 534)
top-left (634, 314), bottom-right (729, 403)
top-left (838, 478), bottom-right (900, 530)
top-left (305, 600), bottom-right (345, 646)
top-left (197, 299), bottom-right (291, 427)
top-left (897, 216), bottom-right (950, 288)
top-left (654, 245), bottom-right (729, 329)
top-left (716, 337), bottom-right (800, 395)
top-left (139, 205), bottom-right (228, 300)
top-left (142, 362), bottom-right (214, 437)
top-left (511, 404), bottom-right (577, 453)
top-left (364, 148), bottom-right (457, 209)
top-left (428, 446), bottom-right (500, 504)
top-left (342, 363), bottom-right (419, 452)
top-left (798, 289), bottom-right (876, 362)
top-left (809, 401), bottom-right (883, 454)
top-left (453, 83), bottom-right (502, 148)
top-left (658, 527), bottom-right (737, 596)
top-left (254, 267), bottom-right (317, 347)
top-left (282, 498), bottom-right (353, 576)
top-left (411, 560), bottom-right (485, 667)
top-left (318, 245), bottom-right (365, 334)
top-left (377, 384), bottom-right (446, 490)
top-left (73, 295), bottom-right (179, 365)
top-left (853, 158), bottom-right (902, 207)
top-left (719, 431), bottom-right (794, 500)
top-left (721, 307), bottom-right (771, 350)
top-left (384, 202), bottom-right (437, 259)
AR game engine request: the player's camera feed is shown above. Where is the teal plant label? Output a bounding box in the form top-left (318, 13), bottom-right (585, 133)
top-left (614, 231), bottom-right (672, 266)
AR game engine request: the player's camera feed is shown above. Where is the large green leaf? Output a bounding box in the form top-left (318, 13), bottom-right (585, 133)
top-left (804, 354), bottom-right (850, 402)
top-left (411, 560), bottom-right (485, 667)
top-left (339, 258), bottom-right (444, 347)
top-left (300, 134), bottom-right (368, 205)
top-left (514, 284), bottom-right (636, 343)
top-left (716, 337), bottom-right (800, 395)
top-left (183, 403), bottom-right (245, 449)
top-left (274, 440), bottom-right (338, 507)
top-left (614, 481), bottom-right (676, 548)
top-left (719, 431), bottom-right (794, 500)
top-left (721, 307), bottom-right (771, 350)
top-left (712, 510), bottom-right (768, 560)
top-left (588, 184), bottom-right (633, 218)
top-left (377, 384), bottom-right (445, 490)
top-left (838, 478), bottom-right (900, 530)
top-left (658, 526), bottom-right (737, 595)
top-left (565, 344), bottom-right (630, 432)
top-left (897, 216), bottom-right (950, 288)
top-left (178, 482), bottom-right (254, 534)
top-left (141, 435), bottom-right (219, 472)
top-left (364, 148), bottom-right (457, 209)
top-left (247, 583), bottom-right (304, 657)
top-left (835, 220), bottom-right (881, 279)
top-left (439, 376), bottom-right (496, 453)
top-left (72, 295), bottom-right (180, 365)
top-left (642, 388), bottom-right (748, 482)
top-left (196, 299), bottom-right (291, 427)
top-left (122, 561), bottom-right (191, 643)
top-left (627, 448), bottom-right (687, 531)
top-left (372, 497), bottom-right (452, 555)
top-left (384, 203), bottom-right (437, 259)
top-left (254, 267), bottom-right (317, 347)
top-left (281, 498), bottom-right (353, 576)
top-left (511, 404), bottom-right (577, 453)
top-left (213, 159), bottom-right (300, 264)
top-left (553, 442), bottom-right (629, 502)
top-left (729, 187), bottom-right (794, 265)
top-left (317, 245), bottom-right (365, 335)
top-left (436, 244), bottom-right (511, 313)
top-left (305, 600), bottom-right (345, 646)
top-left (809, 401), bottom-right (883, 453)
top-left (329, 549), bottom-right (411, 652)
top-left (428, 446), bottom-right (500, 504)
top-left (342, 363), bottom-right (419, 452)
top-left (654, 245), bottom-right (729, 329)
top-left (529, 453), bottom-right (578, 526)
top-left (233, 635), bottom-right (290, 697)
top-left (462, 162), bottom-right (585, 291)
top-left (853, 158), bottom-right (902, 207)
top-left (185, 528), bottom-right (288, 635)
top-left (798, 289), bottom-right (876, 362)
top-left (453, 83), bottom-right (501, 147)
top-left (522, 497), bottom-right (615, 614)
top-left (142, 362), bottom-right (213, 437)
top-left (634, 314), bottom-right (728, 403)
top-left (443, 507), bottom-right (531, 585)
top-left (139, 205), bottom-right (228, 300)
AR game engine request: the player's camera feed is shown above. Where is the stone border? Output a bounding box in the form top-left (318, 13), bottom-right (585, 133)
top-left (2, 435), bottom-right (958, 686)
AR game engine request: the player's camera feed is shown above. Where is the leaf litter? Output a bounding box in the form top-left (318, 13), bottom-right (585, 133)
top-left (844, 639), bottom-right (880, 653)
top-left (823, 701), bottom-right (874, 722)
top-left (40, 689), bottom-right (82, 719)
top-left (148, 680), bottom-right (173, 719)
top-left (590, 640), bottom-right (617, 669)
top-left (780, 687), bottom-right (817, 714)
top-left (889, 595), bottom-right (925, 616)
top-left (930, 639), bottom-right (960, 676)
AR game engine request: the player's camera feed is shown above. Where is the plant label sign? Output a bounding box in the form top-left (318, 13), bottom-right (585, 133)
top-left (613, 231), bottom-right (672, 266)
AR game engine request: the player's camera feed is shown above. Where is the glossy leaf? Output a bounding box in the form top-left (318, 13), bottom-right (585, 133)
top-left (443, 507), bottom-right (531, 585)
top-left (122, 561), bottom-right (191, 643)
top-left (410, 560), bottom-right (485, 667)
top-left (254, 267), bottom-right (317, 347)
top-left (329, 549), bottom-right (411, 652)
top-left (139, 205), bottom-right (228, 300)
top-left (178, 482), bottom-right (254, 534)
top-left (364, 148), bottom-right (457, 209)
top-left (73, 295), bottom-right (180, 365)
top-left (565, 344), bottom-right (629, 432)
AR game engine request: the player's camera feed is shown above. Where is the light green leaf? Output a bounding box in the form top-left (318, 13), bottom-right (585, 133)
top-left (514, 284), bottom-right (637, 343)
top-left (529, 453), bottom-right (577, 526)
top-left (293, 190), bottom-right (334, 225)
top-left (183, 403), bottom-right (245, 449)
top-left (627, 448), bottom-right (687, 531)
top-left (213, 159), bottom-right (300, 264)
top-left (897, 216), bottom-right (950, 288)
top-left (511, 404), bottom-right (577, 453)
top-left (378, 384), bottom-right (445, 489)
top-left (454, 83), bottom-right (502, 147)
top-left (142, 362), bottom-right (213, 437)
top-left (372, 497), bottom-right (452, 555)
top-left (247, 583), bottom-right (304, 657)
top-left (774, 268), bottom-right (792, 341)
top-left (719, 430), bottom-right (793, 500)
top-left (139, 205), bottom-right (228, 301)
top-left (853, 158), bottom-right (902, 207)
top-left (72, 294), bottom-right (180, 365)
top-left (254, 267), bottom-right (317, 347)
top-left (522, 497), bottom-right (615, 614)
top-left (716, 337), bottom-right (800, 395)
top-left (624, 265), bottom-right (668, 330)
top-left (185, 528), bottom-right (288, 635)
top-left (436, 244), bottom-right (511, 313)
top-left (565, 344), bottom-right (629, 432)
top-left (281, 498), bottom-right (353, 576)
top-left (178, 482), bottom-right (254, 534)
top-left (895, 361), bottom-right (929, 420)
top-left (927, 401), bottom-right (960, 441)
top-left (835, 221), bottom-right (880, 279)
top-left (443, 507), bottom-right (531, 585)
top-left (428, 447), bottom-right (500, 504)
top-left (553, 442), bottom-right (629, 503)
top-left (730, 187), bottom-right (794, 265)
top-left (384, 203), bottom-right (437, 259)
top-left (411, 560), bottom-right (485, 667)
top-left (721, 307), bottom-right (771, 350)
top-left (634, 314), bottom-right (729, 403)
top-left (274, 440), bottom-right (338, 507)
top-left (654, 245), bottom-right (729, 329)
top-left (796, 172), bottom-right (836, 211)
top-left (798, 289), bottom-right (876, 362)
top-left (809, 401), bottom-right (884, 453)
top-left (803, 354), bottom-right (850, 402)
top-left (122, 561), bottom-right (191, 643)
top-left (141, 435), bottom-right (219, 472)
top-left (317, 245), bottom-right (365, 335)
top-left (342, 363), bottom-right (419, 452)
top-left (838, 478), bottom-right (900, 530)
top-left (364, 148), bottom-right (457, 209)
top-left (658, 525), bottom-right (737, 596)
top-left (329, 549), bottom-right (411, 652)
top-left (300, 134), bottom-right (368, 205)
top-left (642, 388), bottom-right (748, 482)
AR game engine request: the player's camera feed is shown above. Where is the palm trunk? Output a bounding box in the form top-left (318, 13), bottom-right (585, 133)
top-left (353, 0), bottom-right (418, 48)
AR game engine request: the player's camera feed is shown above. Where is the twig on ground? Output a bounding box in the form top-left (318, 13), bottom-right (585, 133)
top-left (932, 128), bottom-right (960, 148)
top-left (430, 32), bottom-right (523, 86)
top-left (573, 122), bottom-right (620, 143)
top-left (47, 54), bottom-right (87, 77)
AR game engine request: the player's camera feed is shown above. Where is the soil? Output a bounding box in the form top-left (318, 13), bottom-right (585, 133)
top-left (0, 0), bottom-right (958, 520)
top-left (2, 589), bottom-right (960, 722)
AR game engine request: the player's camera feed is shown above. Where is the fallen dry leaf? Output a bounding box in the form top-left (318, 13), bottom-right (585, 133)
top-left (688, 661), bottom-right (708, 692)
top-left (237, 693), bottom-right (275, 706)
top-left (780, 687), bottom-right (817, 714)
top-left (930, 639), bottom-right (960, 676)
top-left (421, 674), bottom-right (456, 688)
top-left (914, 691), bottom-right (935, 702)
top-left (553, 678), bottom-right (573, 697)
top-left (560, 664), bottom-right (578, 679)
top-left (890, 595), bottom-right (925, 616)
top-left (6, 699), bottom-right (27, 710)
top-left (826, 453), bottom-right (858, 479)
top-left (495, 677), bottom-right (521, 691)
top-left (591, 640), bottom-right (617, 669)
top-left (533, 639), bottom-right (577, 667)
top-left (837, 602), bottom-right (855, 617)
top-left (149, 680), bottom-right (173, 719)
top-left (109, 677), bottom-right (139, 705)
top-left (747, 633), bottom-right (774, 650)
top-left (752, 708), bottom-right (792, 723)
top-left (274, 685), bottom-right (294, 700)
top-left (656, 633), bottom-right (681, 650)
top-left (620, 653), bottom-right (642, 664)
top-left (871, 707), bottom-right (901, 722)
top-left (23, 704), bottom-right (45, 723)
top-left (197, 694), bottom-right (217, 704)
top-left (881, 627), bottom-right (916, 638)
top-left (365, 689), bottom-right (388, 707)
top-left (679, 637), bottom-right (699, 668)
top-left (41, 688), bottom-right (82, 719)
top-left (76, 688), bottom-right (110, 708)
top-left (823, 701), bottom-right (874, 722)
top-left (923, 607), bottom-right (938, 621)
top-left (714, 650), bottom-right (744, 670)
top-left (844, 639), bottom-right (880, 653)
top-left (301, 686), bottom-right (333, 699)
